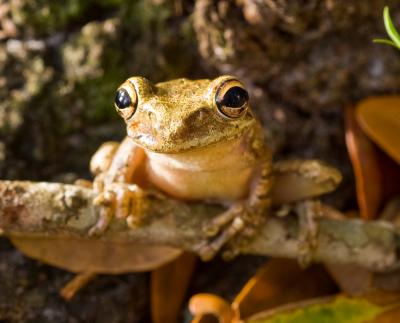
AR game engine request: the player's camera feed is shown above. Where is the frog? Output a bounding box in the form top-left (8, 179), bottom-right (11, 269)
top-left (90, 75), bottom-right (274, 260)
top-left (89, 75), bottom-right (342, 261)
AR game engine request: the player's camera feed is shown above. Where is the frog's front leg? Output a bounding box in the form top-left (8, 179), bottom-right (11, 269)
top-left (199, 157), bottom-right (273, 261)
top-left (90, 141), bottom-right (120, 176)
top-left (89, 137), bottom-right (146, 235)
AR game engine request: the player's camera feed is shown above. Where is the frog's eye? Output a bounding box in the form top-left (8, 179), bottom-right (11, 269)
top-left (215, 80), bottom-right (249, 119)
top-left (114, 84), bottom-right (138, 119)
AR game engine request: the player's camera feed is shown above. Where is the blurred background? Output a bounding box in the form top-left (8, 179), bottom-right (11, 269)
top-left (1, 0), bottom-right (400, 322)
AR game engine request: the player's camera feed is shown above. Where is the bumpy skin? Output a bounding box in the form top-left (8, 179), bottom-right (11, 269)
top-left (91, 75), bottom-right (273, 260)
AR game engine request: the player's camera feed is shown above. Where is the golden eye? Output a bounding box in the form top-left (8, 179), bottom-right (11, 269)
top-left (215, 80), bottom-right (249, 119)
top-left (114, 82), bottom-right (138, 119)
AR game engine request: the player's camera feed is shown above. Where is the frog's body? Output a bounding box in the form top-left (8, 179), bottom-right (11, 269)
top-left (103, 126), bottom-right (263, 203)
top-left (146, 135), bottom-right (259, 201)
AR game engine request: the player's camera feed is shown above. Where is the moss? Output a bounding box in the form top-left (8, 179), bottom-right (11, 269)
top-left (9, 0), bottom-right (124, 37)
top-left (122, 0), bottom-right (171, 29)
top-left (0, 49), bottom-right (53, 136)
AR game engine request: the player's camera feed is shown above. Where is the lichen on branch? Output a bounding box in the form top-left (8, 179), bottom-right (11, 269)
top-left (0, 180), bottom-right (398, 272)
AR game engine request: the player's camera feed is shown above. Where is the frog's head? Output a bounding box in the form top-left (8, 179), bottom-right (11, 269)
top-left (113, 75), bottom-right (257, 153)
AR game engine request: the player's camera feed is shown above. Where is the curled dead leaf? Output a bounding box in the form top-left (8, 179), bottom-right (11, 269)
top-left (345, 103), bottom-right (400, 219)
top-left (356, 97), bottom-right (400, 165)
top-left (345, 105), bottom-right (382, 219)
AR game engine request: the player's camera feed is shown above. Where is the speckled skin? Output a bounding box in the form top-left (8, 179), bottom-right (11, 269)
top-left (91, 75), bottom-right (273, 260)
top-left (124, 76), bottom-right (257, 153)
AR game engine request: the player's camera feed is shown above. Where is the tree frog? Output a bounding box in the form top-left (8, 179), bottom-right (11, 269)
top-left (90, 75), bottom-right (342, 262)
top-left (91, 75), bottom-right (273, 260)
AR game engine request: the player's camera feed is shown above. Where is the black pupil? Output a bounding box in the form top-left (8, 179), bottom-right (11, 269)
top-left (219, 86), bottom-right (249, 108)
top-left (115, 89), bottom-right (131, 109)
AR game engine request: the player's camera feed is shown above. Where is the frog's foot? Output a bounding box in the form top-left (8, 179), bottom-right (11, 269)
top-left (89, 183), bottom-right (145, 236)
top-left (295, 199), bottom-right (322, 267)
top-left (197, 203), bottom-right (265, 261)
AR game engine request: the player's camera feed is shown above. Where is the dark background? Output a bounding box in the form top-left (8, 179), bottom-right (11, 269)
top-left (1, 1), bottom-right (400, 322)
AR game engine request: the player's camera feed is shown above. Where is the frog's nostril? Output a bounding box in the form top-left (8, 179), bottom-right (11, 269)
top-left (147, 111), bottom-right (157, 125)
top-left (186, 108), bottom-right (208, 123)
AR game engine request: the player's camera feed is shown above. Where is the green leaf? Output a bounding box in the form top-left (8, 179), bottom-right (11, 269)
top-left (383, 6), bottom-right (400, 49)
top-left (250, 297), bottom-right (384, 323)
top-left (373, 38), bottom-right (398, 48)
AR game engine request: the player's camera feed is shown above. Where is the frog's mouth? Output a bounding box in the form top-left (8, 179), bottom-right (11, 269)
top-left (127, 117), bottom-right (256, 154)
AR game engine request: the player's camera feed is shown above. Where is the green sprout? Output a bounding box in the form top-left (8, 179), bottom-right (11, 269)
top-left (373, 6), bottom-right (400, 50)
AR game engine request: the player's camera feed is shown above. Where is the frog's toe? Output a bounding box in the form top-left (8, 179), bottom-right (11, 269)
top-left (90, 184), bottom-right (147, 235)
top-left (93, 190), bottom-right (116, 207)
top-left (198, 215), bottom-right (245, 261)
top-left (199, 202), bottom-right (267, 261)
top-left (122, 185), bottom-right (146, 229)
top-left (89, 203), bottom-right (115, 236)
top-left (89, 190), bottom-right (116, 236)
top-left (221, 226), bottom-right (258, 260)
top-left (202, 203), bottom-right (244, 237)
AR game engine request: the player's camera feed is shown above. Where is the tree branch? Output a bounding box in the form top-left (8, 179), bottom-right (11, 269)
top-left (0, 180), bottom-right (398, 272)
